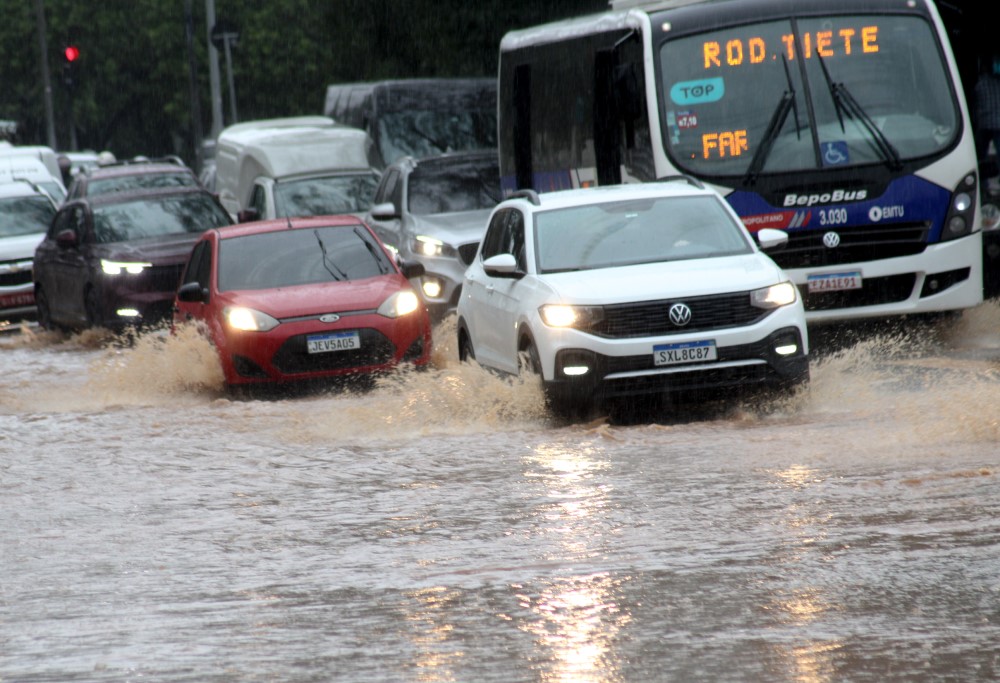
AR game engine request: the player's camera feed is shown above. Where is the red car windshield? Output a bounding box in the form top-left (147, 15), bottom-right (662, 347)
top-left (217, 224), bottom-right (393, 291)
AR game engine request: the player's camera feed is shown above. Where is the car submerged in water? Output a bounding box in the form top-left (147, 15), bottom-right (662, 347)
top-left (33, 185), bottom-right (232, 332)
top-left (173, 215), bottom-right (432, 395)
top-left (456, 178), bottom-right (810, 418)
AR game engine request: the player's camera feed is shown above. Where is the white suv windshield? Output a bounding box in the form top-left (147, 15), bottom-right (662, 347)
top-left (534, 195), bottom-right (753, 274)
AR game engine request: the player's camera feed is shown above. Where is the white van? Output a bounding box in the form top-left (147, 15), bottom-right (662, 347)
top-left (0, 156), bottom-right (65, 204)
top-left (214, 116), bottom-right (380, 222)
top-left (0, 143), bottom-right (66, 202)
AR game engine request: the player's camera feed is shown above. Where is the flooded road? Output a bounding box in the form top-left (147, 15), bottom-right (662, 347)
top-left (2, 306), bottom-right (1000, 682)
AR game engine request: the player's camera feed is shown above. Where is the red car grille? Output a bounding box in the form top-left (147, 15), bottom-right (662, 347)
top-left (271, 328), bottom-right (396, 374)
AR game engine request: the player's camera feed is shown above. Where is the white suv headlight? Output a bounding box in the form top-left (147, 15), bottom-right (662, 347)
top-left (751, 281), bottom-right (797, 309)
top-left (539, 304), bottom-right (604, 328)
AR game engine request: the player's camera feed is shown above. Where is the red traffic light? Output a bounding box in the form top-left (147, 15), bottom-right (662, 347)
top-left (64, 45), bottom-right (80, 63)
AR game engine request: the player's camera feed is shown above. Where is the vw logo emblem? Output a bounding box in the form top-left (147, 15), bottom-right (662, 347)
top-left (668, 303), bottom-right (692, 327)
top-left (319, 314), bottom-right (341, 323)
top-left (822, 231), bottom-right (841, 248)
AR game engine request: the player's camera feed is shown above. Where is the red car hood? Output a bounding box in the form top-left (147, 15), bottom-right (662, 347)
top-left (220, 274), bottom-right (411, 317)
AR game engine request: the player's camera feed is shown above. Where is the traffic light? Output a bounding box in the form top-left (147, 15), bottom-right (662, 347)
top-left (63, 45), bottom-right (79, 90)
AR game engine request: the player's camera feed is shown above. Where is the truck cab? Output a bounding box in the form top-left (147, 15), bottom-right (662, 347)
top-left (214, 116), bottom-right (380, 222)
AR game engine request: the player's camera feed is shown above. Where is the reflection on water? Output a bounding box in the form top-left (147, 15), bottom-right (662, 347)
top-left (519, 573), bottom-right (629, 683)
top-left (518, 443), bottom-right (627, 683)
top-left (2, 301), bottom-right (1000, 681)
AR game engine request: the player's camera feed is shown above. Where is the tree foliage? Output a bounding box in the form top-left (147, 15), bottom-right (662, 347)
top-left (0, 0), bottom-right (606, 168)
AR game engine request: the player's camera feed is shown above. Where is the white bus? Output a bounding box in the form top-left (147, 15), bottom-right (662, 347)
top-left (498, 0), bottom-right (985, 323)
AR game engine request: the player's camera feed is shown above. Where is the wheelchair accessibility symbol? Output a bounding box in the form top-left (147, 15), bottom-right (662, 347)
top-left (822, 141), bottom-right (849, 166)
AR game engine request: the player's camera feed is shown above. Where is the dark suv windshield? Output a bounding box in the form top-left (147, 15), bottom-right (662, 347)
top-left (92, 193), bottom-right (231, 243)
top-left (658, 14), bottom-right (958, 177)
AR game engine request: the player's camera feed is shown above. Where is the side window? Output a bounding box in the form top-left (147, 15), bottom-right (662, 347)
top-left (250, 184), bottom-right (267, 216)
top-left (375, 170), bottom-right (399, 206)
top-left (49, 206), bottom-right (74, 239)
top-left (75, 207), bottom-right (96, 243)
top-left (182, 240), bottom-right (211, 290)
top-left (481, 209), bottom-right (512, 260)
top-left (390, 171), bottom-right (405, 213)
top-left (509, 210), bottom-right (526, 271)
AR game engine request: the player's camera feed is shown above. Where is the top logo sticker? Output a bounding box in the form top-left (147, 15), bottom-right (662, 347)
top-left (670, 78), bottom-right (725, 105)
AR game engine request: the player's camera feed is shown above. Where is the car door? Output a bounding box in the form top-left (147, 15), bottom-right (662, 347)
top-left (174, 237), bottom-right (212, 327)
top-left (464, 208), bottom-right (524, 374)
top-left (487, 208), bottom-right (528, 373)
top-left (39, 203), bottom-right (89, 325)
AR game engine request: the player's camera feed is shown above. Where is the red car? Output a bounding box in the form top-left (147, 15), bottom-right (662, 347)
top-left (173, 215), bottom-right (432, 393)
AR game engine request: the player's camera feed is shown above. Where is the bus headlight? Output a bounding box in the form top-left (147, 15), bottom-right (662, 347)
top-left (941, 175), bottom-right (976, 241)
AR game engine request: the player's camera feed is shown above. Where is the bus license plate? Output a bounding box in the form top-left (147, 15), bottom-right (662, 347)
top-left (808, 271), bottom-right (862, 293)
top-left (654, 339), bottom-right (717, 366)
top-left (307, 331), bottom-right (360, 354)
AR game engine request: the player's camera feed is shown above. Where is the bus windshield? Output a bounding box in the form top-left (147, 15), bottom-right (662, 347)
top-left (658, 14), bottom-right (959, 178)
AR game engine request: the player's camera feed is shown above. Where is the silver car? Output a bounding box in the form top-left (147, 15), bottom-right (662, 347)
top-left (365, 151), bottom-right (500, 322)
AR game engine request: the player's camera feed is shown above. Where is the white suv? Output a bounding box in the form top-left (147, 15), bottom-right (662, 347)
top-left (456, 178), bottom-right (809, 416)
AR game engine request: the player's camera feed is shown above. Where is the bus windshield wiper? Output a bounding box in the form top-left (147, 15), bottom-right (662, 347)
top-left (744, 55), bottom-right (800, 185)
top-left (818, 54), bottom-right (902, 170)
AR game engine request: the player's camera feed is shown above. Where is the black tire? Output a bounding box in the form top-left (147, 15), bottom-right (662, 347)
top-left (519, 339), bottom-right (541, 376)
top-left (35, 286), bottom-right (54, 330)
top-left (84, 287), bottom-right (103, 328)
top-left (458, 330), bottom-right (476, 363)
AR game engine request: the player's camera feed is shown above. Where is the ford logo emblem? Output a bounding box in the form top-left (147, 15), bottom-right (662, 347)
top-left (668, 303), bottom-right (692, 327)
top-left (822, 231), bottom-right (841, 248)
top-left (319, 314), bottom-right (341, 323)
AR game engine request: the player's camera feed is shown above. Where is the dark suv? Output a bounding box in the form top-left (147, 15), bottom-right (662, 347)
top-left (65, 156), bottom-right (200, 201)
top-left (33, 186), bottom-right (232, 331)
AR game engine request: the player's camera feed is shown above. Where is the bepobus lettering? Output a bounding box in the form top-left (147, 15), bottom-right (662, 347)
top-left (783, 189), bottom-right (868, 207)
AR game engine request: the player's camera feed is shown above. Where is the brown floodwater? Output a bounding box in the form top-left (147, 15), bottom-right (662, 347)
top-left (2, 306), bottom-right (999, 681)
